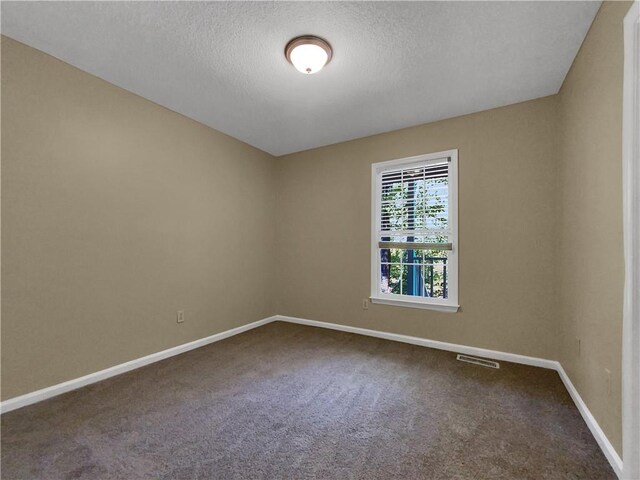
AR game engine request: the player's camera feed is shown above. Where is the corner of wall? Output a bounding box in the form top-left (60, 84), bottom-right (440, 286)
top-left (554, 0), bottom-right (632, 457)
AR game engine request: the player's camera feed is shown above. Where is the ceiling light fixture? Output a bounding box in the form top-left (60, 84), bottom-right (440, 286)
top-left (285, 36), bottom-right (332, 75)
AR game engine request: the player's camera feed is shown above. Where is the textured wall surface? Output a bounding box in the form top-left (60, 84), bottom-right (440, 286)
top-left (1, 37), bottom-right (277, 400)
top-left (557, 0), bottom-right (631, 456)
top-left (276, 97), bottom-right (561, 361)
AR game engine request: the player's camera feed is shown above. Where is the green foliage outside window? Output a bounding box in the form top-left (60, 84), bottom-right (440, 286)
top-left (380, 175), bottom-right (449, 298)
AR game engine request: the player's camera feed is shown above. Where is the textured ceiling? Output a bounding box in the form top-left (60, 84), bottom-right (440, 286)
top-left (2, 1), bottom-right (600, 156)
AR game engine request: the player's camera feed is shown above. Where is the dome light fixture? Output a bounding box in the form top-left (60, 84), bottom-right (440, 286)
top-left (285, 35), bottom-right (333, 75)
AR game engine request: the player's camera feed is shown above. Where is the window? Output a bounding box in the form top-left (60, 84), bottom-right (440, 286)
top-left (371, 150), bottom-right (458, 312)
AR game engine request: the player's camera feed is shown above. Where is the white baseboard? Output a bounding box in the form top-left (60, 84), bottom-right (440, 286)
top-left (274, 315), bottom-right (558, 369)
top-left (0, 316), bottom-right (277, 414)
top-left (556, 363), bottom-right (623, 478)
top-left (274, 314), bottom-right (622, 478)
top-left (0, 312), bottom-right (622, 478)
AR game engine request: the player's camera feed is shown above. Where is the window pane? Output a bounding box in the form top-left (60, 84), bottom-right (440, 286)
top-left (421, 256), bottom-right (449, 299)
top-left (379, 250), bottom-right (449, 299)
top-left (417, 177), bottom-right (448, 231)
top-left (381, 263), bottom-right (403, 294)
top-left (380, 167), bottom-right (449, 234)
top-left (389, 264), bottom-right (402, 294)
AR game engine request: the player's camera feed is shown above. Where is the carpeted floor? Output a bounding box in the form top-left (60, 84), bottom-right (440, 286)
top-left (1, 321), bottom-right (614, 479)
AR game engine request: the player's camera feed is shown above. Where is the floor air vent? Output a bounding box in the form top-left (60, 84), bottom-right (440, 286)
top-left (456, 354), bottom-right (500, 369)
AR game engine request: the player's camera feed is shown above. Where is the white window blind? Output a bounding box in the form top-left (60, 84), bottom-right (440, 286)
top-left (379, 161), bottom-right (451, 249)
top-left (371, 150), bottom-right (459, 312)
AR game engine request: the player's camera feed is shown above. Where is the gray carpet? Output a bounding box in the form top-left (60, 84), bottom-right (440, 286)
top-left (1, 321), bottom-right (614, 479)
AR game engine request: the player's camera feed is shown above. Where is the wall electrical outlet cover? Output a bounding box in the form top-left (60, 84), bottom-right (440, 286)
top-left (362, 299), bottom-right (369, 310)
top-left (177, 310), bottom-right (185, 323)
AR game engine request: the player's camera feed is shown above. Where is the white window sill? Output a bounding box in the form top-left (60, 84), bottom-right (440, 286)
top-left (370, 296), bottom-right (460, 312)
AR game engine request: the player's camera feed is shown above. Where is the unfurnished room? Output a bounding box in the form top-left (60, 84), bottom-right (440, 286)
top-left (1, 1), bottom-right (640, 479)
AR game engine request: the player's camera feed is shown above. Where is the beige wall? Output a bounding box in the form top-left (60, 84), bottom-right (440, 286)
top-left (557, 1), bottom-right (631, 456)
top-left (1, 0), bottom-right (629, 460)
top-left (1, 36), bottom-right (277, 400)
top-left (276, 96), bottom-right (561, 360)
top-left (275, 0), bottom-right (630, 458)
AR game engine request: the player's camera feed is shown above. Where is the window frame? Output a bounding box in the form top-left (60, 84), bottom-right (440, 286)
top-left (370, 149), bottom-right (459, 312)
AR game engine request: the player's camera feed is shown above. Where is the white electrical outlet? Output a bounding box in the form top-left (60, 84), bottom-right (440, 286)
top-left (177, 310), bottom-right (185, 323)
top-left (362, 299), bottom-right (369, 310)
